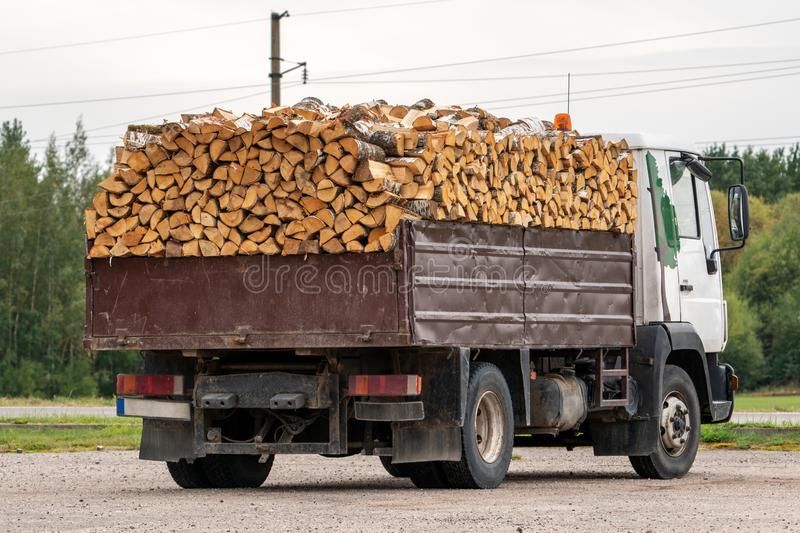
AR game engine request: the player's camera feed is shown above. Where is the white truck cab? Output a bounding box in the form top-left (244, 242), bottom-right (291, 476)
top-left (600, 133), bottom-right (748, 353)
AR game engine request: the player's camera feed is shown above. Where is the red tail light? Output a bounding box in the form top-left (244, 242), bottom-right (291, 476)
top-left (116, 374), bottom-right (184, 396)
top-left (348, 374), bottom-right (422, 397)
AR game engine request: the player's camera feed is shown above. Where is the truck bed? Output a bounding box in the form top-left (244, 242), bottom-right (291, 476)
top-left (84, 221), bottom-right (634, 351)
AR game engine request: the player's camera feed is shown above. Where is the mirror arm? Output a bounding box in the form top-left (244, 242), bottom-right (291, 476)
top-left (698, 155), bottom-right (745, 185)
top-left (701, 155), bottom-right (748, 257)
top-left (709, 240), bottom-right (745, 259)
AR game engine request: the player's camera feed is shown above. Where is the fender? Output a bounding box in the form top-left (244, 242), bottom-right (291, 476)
top-left (593, 322), bottom-right (726, 456)
top-left (660, 322), bottom-right (717, 422)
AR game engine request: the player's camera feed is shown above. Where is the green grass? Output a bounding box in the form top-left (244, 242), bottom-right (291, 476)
top-left (0, 424), bottom-right (141, 453)
top-left (2, 413), bottom-right (799, 454)
top-left (0, 396), bottom-right (114, 407)
top-left (734, 394), bottom-right (800, 412)
top-left (701, 423), bottom-right (800, 451)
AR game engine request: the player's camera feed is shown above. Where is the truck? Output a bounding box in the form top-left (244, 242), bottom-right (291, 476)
top-left (87, 130), bottom-right (749, 489)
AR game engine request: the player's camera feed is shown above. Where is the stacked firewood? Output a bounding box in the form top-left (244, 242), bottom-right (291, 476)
top-left (85, 98), bottom-right (638, 258)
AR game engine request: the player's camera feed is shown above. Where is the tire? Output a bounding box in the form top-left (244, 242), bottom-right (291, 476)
top-left (406, 461), bottom-right (451, 488)
top-left (629, 365), bottom-right (701, 480)
top-left (201, 454), bottom-right (274, 488)
top-left (379, 455), bottom-right (412, 478)
top-left (441, 362), bottom-right (514, 489)
top-left (166, 459), bottom-right (212, 489)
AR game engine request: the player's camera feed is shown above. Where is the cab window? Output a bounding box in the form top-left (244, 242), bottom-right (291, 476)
top-left (669, 161), bottom-right (700, 239)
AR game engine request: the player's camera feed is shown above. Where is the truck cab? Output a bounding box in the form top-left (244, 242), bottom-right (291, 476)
top-left (94, 129), bottom-right (747, 490)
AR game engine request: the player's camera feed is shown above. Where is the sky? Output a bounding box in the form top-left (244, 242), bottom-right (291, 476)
top-left (0, 0), bottom-right (798, 164)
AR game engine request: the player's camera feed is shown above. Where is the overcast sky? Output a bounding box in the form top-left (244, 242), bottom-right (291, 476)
top-left (1, 0), bottom-right (798, 164)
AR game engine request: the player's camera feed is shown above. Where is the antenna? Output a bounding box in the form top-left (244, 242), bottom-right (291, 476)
top-left (567, 72), bottom-right (571, 114)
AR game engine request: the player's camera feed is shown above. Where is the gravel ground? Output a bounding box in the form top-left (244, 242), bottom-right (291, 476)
top-left (1, 448), bottom-right (798, 532)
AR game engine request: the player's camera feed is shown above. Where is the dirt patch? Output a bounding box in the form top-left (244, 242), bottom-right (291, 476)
top-left (1, 448), bottom-right (798, 532)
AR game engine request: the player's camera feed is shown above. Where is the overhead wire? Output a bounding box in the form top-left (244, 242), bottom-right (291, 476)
top-left (484, 70), bottom-right (800, 111)
top-left (308, 16), bottom-right (800, 81)
top-left (308, 57), bottom-right (800, 84)
top-left (697, 135), bottom-right (800, 144)
top-left (31, 84), bottom-right (302, 143)
top-left (464, 64), bottom-right (800, 106)
top-left (291, 0), bottom-right (453, 17)
top-left (7, 58), bottom-right (800, 112)
top-left (0, 0), bottom-right (452, 56)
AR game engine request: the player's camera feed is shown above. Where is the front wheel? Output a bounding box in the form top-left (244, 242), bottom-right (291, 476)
top-left (629, 365), bottom-right (701, 479)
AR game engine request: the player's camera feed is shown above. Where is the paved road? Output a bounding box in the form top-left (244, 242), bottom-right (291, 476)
top-left (0, 406), bottom-right (115, 417)
top-left (730, 412), bottom-right (800, 424)
top-left (1, 448), bottom-right (798, 532)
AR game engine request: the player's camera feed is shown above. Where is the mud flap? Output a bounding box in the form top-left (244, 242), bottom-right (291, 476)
top-left (139, 419), bottom-right (196, 461)
top-left (591, 418), bottom-right (658, 456)
top-left (391, 423), bottom-right (461, 463)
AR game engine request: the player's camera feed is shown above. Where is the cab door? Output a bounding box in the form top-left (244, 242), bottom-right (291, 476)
top-left (666, 152), bottom-right (726, 352)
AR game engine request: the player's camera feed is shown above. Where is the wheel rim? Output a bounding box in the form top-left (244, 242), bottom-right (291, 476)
top-left (659, 390), bottom-right (692, 457)
top-left (474, 390), bottom-right (504, 464)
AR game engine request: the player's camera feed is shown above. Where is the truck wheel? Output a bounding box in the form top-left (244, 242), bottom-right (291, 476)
top-left (441, 362), bottom-right (514, 489)
top-left (406, 462), bottom-right (451, 488)
top-left (379, 455), bottom-right (411, 478)
top-left (201, 454), bottom-right (274, 488)
top-left (630, 365), bottom-right (700, 479)
top-left (166, 459), bottom-right (211, 489)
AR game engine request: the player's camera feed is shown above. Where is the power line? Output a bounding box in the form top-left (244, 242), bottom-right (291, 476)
top-left (0, 18), bottom-right (270, 56)
top-left (485, 70), bottom-right (800, 111)
top-left (308, 57), bottom-right (800, 84)
top-left (292, 0), bottom-right (453, 17)
top-left (466, 64), bottom-right (800, 106)
top-left (10, 58), bottom-right (800, 112)
top-left (0, 83), bottom-right (269, 110)
top-left (31, 85), bottom-right (300, 143)
top-left (697, 135), bottom-right (800, 144)
top-left (703, 141), bottom-right (800, 147)
top-left (309, 16), bottom-right (800, 81)
top-left (0, 1), bottom-right (450, 56)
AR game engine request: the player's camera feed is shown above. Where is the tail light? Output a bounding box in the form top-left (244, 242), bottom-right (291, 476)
top-left (348, 374), bottom-right (422, 397)
top-left (116, 374), bottom-right (184, 397)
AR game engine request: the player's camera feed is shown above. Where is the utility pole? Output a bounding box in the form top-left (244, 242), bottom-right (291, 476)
top-left (270, 11), bottom-right (288, 106)
top-left (269, 10), bottom-right (307, 107)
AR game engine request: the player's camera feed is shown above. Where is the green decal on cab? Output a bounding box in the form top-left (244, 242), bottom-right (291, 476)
top-left (646, 151), bottom-right (679, 268)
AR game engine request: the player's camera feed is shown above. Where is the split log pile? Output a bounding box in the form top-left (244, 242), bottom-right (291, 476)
top-left (85, 98), bottom-right (638, 258)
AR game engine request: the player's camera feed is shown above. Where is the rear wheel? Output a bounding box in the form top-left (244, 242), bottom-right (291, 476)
top-left (166, 459), bottom-right (211, 489)
top-left (406, 461), bottom-right (451, 488)
top-left (379, 455), bottom-right (412, 478)
top-left (630, 365), bottom-right (700, 479)
top-left (441, 362), bottom-right (514, 489)
top-left (201, 454), bottom-right (274, 488)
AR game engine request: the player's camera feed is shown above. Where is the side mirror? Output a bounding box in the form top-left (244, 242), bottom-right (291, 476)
top-left (728, 184), bottom-right (750, 242)
top-left (684, 154), bottom-right (713, 182)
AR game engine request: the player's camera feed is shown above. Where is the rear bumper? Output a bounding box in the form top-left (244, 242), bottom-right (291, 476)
top-left (354, 401), bottom-right (425, 421)
top-left (116, 397), bottom-right (191, 421)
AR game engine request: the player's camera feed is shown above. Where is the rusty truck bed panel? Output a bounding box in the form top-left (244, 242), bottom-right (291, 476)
top-left (85, 221), bottom-right (634, 351)
top-left (522, 229), bottom-right (634, 347)
top-left (409, 223), bottom-right (526, 346)
top-left (85, 248), bottom-right (408, 350)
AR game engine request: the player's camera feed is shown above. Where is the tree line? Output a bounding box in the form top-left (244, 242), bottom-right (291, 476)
top-left (704, 144), bottom-right (800, 388)
top-left (0, 120), bottom-right (796, 396)
top-left (0, 120), bottom-right (139, 396)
